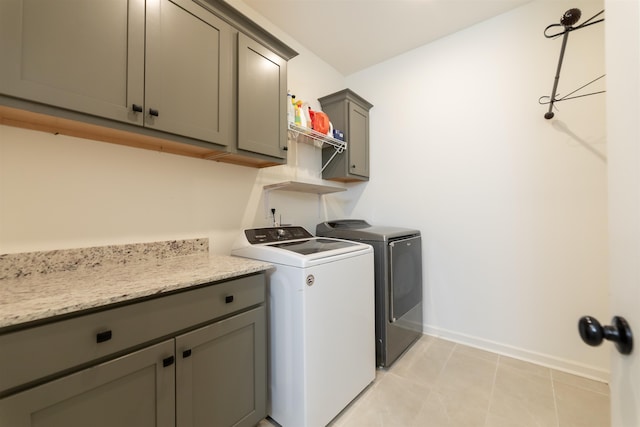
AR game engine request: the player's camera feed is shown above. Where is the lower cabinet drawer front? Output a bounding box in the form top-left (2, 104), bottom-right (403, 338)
top-left (0, 273), bottom-right (264, 395)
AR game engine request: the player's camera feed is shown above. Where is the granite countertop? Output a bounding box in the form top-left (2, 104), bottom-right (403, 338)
top-left (0, 239), bottom-right (272, 331)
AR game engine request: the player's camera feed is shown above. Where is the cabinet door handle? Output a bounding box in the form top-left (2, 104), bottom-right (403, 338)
top-left (282, 146), bottom-right (288, 151)
top-left (149, 108), bottom-right (159, 117)
top-left (132, 104), bottom-right (143, 113)
top-left (96, 330), bottom-right (112, 343)
top-left (183, 349), bottom-right (192, 358)
top-left (162, 356), bottom-right (175, 367)
top-left (225, 295), bottom-right (234, 304)
top-left (351, 164), bottom-right (356, 169)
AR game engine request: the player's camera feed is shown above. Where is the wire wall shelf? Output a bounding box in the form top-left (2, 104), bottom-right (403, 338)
top-left (287, 122), bottom-right (347, 172)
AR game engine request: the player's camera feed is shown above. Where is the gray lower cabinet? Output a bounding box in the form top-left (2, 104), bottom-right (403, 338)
top-left (176, 307), bottom-right (266, 427)
top-left (0, 274), bottom-right (267, 427)
top-left (319, 89), bottom-right (374, 182)
top-left (0, 340), bottom-right (176, 427)
top-left (0, 0), bottom-right (296, 167)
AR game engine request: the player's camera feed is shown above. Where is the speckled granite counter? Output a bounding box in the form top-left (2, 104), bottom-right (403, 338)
top-left (0, 239), bottom-right (272, 331)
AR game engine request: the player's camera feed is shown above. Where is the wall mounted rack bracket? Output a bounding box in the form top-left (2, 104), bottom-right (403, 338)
top-left (287, 122), bottom-right (347, 172)
top-left (539, 9), bottom-right (605, 119)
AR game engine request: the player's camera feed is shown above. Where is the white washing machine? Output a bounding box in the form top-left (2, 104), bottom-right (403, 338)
top-left (231, 226), bottom-right (375, 427)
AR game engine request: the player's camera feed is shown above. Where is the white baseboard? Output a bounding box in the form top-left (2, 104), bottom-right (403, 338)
top-left (423, 324), bottom-right (610, 383)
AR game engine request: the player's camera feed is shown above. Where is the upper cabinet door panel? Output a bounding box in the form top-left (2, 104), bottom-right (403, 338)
top-left (144, 0), bottom-right (233, 146)
top-left (348, 102), bottom-right (369, 177)
top-left (0, 0), bottom-right (145, 125)
top-left (237, 33), bottom-right (287, 159)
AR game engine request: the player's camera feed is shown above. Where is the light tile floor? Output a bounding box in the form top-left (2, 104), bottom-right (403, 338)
top-left (260, 335), bottom-right (610, 427)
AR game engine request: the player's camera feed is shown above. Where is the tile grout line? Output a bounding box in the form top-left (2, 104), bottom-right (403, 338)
top-left (409, 335), bottom-right (440, 424)
top-left (550, 371), bottom-right (561, 427)
top-left (437, 342), bottom-right (460, 424)
top-left (482, 354), bottom-right (501, 427)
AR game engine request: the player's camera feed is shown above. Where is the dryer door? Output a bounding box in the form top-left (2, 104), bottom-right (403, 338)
top-left (389, 235), bottom-right (422, 323)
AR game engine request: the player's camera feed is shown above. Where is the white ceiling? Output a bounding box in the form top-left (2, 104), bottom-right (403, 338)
top-left (242, 0), bottom-right (534, 75)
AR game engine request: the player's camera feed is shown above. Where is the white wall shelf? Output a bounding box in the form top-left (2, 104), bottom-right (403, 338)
top-left (264, 180), bottom-right (346, 194)
top-left (263, 180), bottom-right (346, 222)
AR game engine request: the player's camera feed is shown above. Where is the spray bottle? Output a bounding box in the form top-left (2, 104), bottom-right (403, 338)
top-left (287, 91), bottom-right (295, 123)
top-left (295, 100), bottom-right (306, 127)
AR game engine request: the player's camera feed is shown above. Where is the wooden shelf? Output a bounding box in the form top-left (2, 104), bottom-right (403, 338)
top-left (0, 105), bottom-right (283, 168)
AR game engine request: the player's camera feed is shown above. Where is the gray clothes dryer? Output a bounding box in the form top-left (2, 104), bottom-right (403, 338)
top-left (316, 219), bottom-right (423, 368)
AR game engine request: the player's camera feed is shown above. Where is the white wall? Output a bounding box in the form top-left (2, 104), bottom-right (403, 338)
top-left (0, 0), bottom-right (609, 380)
top-left (345, 0), bottom-right (609, 379)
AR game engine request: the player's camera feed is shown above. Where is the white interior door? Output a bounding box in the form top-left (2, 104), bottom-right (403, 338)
top-left (605, 0), bottom-right (640, 425)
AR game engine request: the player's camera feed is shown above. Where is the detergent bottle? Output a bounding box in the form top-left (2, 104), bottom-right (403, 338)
top-left (302, 102), bottom-right (312, 129)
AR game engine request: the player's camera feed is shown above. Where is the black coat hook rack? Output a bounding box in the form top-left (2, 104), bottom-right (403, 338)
top-left (539, 9), bottom-right (605, 119)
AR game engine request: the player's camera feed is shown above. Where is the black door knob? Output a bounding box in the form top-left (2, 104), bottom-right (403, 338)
top-left (578, 315), bottom-right (633, 355)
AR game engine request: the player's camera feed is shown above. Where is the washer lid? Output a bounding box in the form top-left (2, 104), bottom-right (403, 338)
top-left (316, 220), bottom-right (421, 241)
top-left (270, 238), bottom-right (359, 255)
top-left (232, 238), bottom-right (371, 267)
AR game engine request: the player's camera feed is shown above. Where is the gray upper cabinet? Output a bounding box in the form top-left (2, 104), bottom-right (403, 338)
top-left (0, 0), bottom-right (233, 147)
top-left (237, 33), bottom-right (288, 159)
top-left (319, 89), bottom-right (373, 182)
top-left (0, 0), bottom-right (297, 167)
top-left (145, 0), bottom-right (233, 146)
top-left (0, 0), bottom-right (145, 126)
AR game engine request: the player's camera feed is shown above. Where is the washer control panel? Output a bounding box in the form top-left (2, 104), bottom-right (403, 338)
top-left (244, 226), bottom-right (313, 244)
